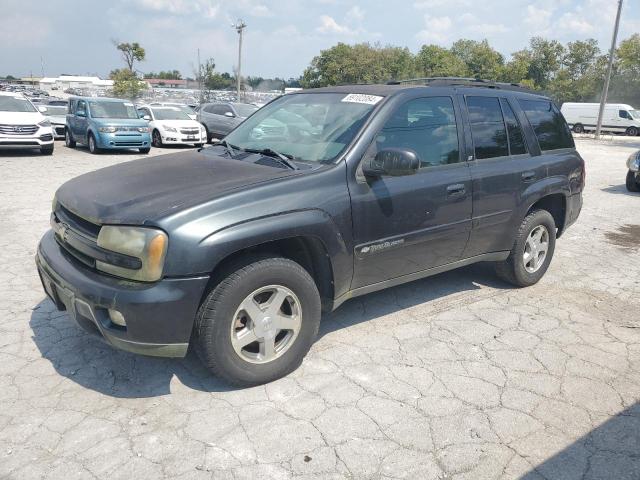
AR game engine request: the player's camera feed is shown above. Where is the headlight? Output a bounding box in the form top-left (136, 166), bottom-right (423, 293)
top-left (627, 151), bottom-right (640, 172)
top-left (38, 119), bottom-right (51, 127)
top-left (99, 126), bottom-right (117, 133)
top-left (161, 125), bottom-right (176, 132)
top-left (138, 127), bottom-right (150, 133)
top-left (96, 226), bottom-right (168, 282)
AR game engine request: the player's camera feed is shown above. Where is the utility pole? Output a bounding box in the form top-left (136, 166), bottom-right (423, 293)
top-left (595, 0), bottom-right (623, 139)
top-left (40, 56), bottom-right (45, 78)
top-left (197, 48), bottom-right (202, 103)
top-left (232, 19), bottom-right (246, 103)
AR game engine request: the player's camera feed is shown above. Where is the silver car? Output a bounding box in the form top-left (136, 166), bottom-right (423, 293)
top-left (197, 102), bottom-right (258, 142)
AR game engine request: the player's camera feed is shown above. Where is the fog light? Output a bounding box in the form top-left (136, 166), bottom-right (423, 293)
top-left (108, 309), bottom-right (126, 327)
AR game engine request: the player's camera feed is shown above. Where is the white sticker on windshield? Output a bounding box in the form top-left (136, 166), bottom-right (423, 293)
top-left (341, 93), bottom-right (383, 105)
top-left (124, 102), bottom-right (134, 107)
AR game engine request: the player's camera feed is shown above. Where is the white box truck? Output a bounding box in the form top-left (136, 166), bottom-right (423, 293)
top-left (560, 102), bottom-right (640, 136)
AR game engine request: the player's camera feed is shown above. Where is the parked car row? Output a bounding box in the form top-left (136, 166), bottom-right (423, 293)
top-left (0, 91), bottom-right (55, 155)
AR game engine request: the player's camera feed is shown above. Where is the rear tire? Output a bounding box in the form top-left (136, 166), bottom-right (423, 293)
top-left (194, 257), bottom-right (321, 386)
top-left (88, 133), bottom-right (99, 154)
top-left (495, 209), bottom-right (557, 287)
top-left (626, 171), bottom-right (640, 192)
top-left (626, 126), bottom-right (639, 137)
top-left (572, 124), bottom-right (584, 134)
top-left (65, 129), bottom-right (76, 148)
top-left (40, 145), bottom-right (54, 155)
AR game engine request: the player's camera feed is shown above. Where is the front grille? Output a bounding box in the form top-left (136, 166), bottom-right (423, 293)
top-left (114, 141), bottom-right (144, 146)
top-left (0, 141), bottom-right (39, 145)
top-left (180, 128), bottom-right (199, 135)
top-left (56, 204), bottom-right (101, 238)
top-left (115, 126), bottom-right (142, 132)
top-left (0, 124), bottom-right (38, 135)
top-left (54, 126), bottom-right (65, 135)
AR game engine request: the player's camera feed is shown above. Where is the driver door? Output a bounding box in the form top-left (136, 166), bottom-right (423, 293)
top-left (348, 96), bottom-right (473, 289)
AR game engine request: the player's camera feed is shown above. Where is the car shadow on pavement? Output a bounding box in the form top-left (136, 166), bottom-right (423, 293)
top-left (602, 184), bottom-right (640, 196)
top-left (521, 401), bottom-right (640, 479)
top-left (29, 262), bottom-right (511, 397)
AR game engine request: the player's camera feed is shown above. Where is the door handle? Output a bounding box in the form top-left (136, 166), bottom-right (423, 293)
top-left (446, 184), bottom-right (466, 197)
top-left (522, 171), bottom-right (536, 182)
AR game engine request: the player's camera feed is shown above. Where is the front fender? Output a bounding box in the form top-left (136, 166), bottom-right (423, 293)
top-left (171, 209), bottom-right (352, 298)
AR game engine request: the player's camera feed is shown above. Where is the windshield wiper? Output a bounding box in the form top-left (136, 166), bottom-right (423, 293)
top-left (246, 148), bottom-right (299, 170)
top-left (214, 139), bottom-right (241, 157)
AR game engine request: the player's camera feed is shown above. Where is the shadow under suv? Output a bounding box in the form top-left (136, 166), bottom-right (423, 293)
top-left (36, 79), bottom-right (584, 386)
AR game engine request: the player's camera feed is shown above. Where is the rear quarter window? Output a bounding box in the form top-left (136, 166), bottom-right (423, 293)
top-left (519, 99), bottom-right (574, 151)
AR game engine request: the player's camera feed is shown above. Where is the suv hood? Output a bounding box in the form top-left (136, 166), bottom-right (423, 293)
top-left (0, 111), bottom-right (45, 125)
top-left (55, 150), bottom-right (298, 225)
top-left (91, 118), bottom-right (149, 128)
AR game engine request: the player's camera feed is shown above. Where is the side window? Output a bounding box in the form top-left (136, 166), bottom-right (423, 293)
top-left (619, 110), bottom-right (632, 120)
top-left (369, 96), bottom-right (460, 169)
top-left (211, 105), bottom-right (228, 116)
top-left (203, 105), bottom-right (217, 114)
top-left (467, 96), bottom-right (508, 159)
top-left (519, 99), bottom-right (574, 150)
top-left (500, 98), bottom-right (528, 155)
top-left (77, 100), bottom-right (86, 115)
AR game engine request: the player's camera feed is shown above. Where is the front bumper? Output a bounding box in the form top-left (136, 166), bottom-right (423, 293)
top-left (161, 130), bottom-right (207, 145)
top-left (95, 131), bottom-right (151, 149)
top-left (36, 230), bottom-right (209, 357)
top-left (52, 124), bottom-right (65, 139)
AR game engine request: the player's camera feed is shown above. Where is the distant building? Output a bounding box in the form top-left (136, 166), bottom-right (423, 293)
top-left (145, 78), bottom-right (187, 89)
top-left (39, 75), bottom-right (114, 92)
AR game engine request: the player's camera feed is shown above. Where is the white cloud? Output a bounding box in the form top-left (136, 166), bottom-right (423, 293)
top-left (415, 14), bottom-right (452, 43)
top-left (346, 5), bottom-right (365, 22)
top-left (524, 4), bottom-right (553, 34)
top-left (414, 0), bottom-right (470, 8)
top-left (557, 13), bottom-right (593, 34)
top-left (134, 0), bottom-right (219, 18)
top-left (316, 14), bottom-right (353, 35)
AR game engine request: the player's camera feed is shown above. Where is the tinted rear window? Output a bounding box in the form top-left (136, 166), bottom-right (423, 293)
top-left (519, 99), bottom-right (574, 150)
top-left (467, 96), bottom-right (508, 159)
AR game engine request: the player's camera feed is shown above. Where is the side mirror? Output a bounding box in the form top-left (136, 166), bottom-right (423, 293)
top-left (362, 148), bottom-right (420, 178)
top-left (224, 111), bottom-right (235, 118)
top-left (38, 105), bottom-right (47, 113)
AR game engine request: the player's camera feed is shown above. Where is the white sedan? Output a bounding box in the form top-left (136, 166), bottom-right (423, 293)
top-left (137, 106), bottom-right (207, 147)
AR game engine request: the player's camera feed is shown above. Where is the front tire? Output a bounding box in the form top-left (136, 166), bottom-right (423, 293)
top-left (495, 209), bottom-right (557, 287)
top-left (65, 129), bottom-right (76, 148)
top-left (627, 171), bottom-right (640, 192)
top-left (152, 129), bottom-right (163, 148)
top-left (88, 133), bottom-right (99, 154)
top-left (195, 257), bottom-right (321, 386)
top-left (139, 147), bottom-right (150, 154)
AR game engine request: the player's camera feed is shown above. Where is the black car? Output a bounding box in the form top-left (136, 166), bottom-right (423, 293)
top-left (626, 150), bottom-right (640, 192)
top-left (36, 79), bottom-right (584, 385)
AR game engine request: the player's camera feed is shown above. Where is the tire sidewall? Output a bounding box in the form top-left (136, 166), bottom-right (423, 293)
top-left (627, 127), bottom-right (638, 137)
top-left (88, 133), bottom-right (97, 154)
top-left (197, 259), bottom-right (321, 385)
top-left (573, 124), bottom-right (584, 134)
top-left (152, 129), bottom-right (162, 147)
top-left (65, 129), bottom-right (74, 147)
top-left (511, 210), bottom-right (557, 286)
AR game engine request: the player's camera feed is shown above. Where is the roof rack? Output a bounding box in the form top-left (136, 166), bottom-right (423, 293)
top-left (387, 77), bottom-right (536, 93)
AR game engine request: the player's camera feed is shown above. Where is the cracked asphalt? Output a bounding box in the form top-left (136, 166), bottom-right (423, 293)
top-left (1, 137), bottom-right (639, 480)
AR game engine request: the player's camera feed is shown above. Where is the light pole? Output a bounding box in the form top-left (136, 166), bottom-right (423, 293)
top-left (595, 0), bottom-right (623, 139)
top-left (232, 19), bottom-right (246, 102)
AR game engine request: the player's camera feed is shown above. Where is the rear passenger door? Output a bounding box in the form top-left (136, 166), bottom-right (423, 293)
top-left (461, 94), bottom-right (545, 257)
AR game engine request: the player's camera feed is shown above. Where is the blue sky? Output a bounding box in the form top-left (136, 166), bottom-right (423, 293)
top-left (2, 0), bottom-right (639, 80)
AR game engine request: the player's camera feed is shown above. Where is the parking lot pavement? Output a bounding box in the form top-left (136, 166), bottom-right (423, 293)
top-left (0, 137), bottom-right (639, 480)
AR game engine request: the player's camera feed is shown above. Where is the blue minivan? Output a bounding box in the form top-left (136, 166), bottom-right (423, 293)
top-left (65, 97), bottom-right (151, 154)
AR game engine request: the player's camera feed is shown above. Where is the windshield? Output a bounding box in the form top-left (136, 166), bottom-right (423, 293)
top-left (0, 96), bottom-right (37, 112)
top-left (233, 103), bottom-right (259, 117)
top-left (153, 108), bottom-right (191, 120)
top-left (45, 106), bottom-right (67, 116)
top-left (89, 101), bottom-right (138, 119)
top-left (631, 110), bottom-right (640, 120)
top-left (224, 93), bottom-right (381, 163)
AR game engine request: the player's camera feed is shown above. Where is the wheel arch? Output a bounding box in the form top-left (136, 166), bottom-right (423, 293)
top-left (525, 191), bottom-right (568, 237)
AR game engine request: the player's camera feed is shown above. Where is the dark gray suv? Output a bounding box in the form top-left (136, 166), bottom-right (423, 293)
top-left (197, 102), bottom-right (258, 141)
top-left (36, 79), bottom-right (584, 386)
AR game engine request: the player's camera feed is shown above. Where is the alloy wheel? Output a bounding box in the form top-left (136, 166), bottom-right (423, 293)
top-left (230, 285), bottom-right (302, 364)
top-left (523, 225), bottom-right (549, 273)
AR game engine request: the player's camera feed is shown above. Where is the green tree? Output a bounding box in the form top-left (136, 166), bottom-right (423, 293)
top-left (617, 33), bottom-right (640, 75)
top-left (450, 39), bottom-right (504, 79)
top-left (526, 37), bottom-right (565, 89)
top-left (144, 70), bottom-right (182, 80)
top-left (415, 45), bottom-right (468, 78)
top-left (110, 68), bottom-right (146, 98)
top-left (115, 42), bottom-right (146, 72)
top-left (564, 39), bottom-right (600, 80)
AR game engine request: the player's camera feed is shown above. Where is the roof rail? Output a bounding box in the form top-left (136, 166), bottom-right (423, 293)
top-left (387, 77), bottom-right (536, 93)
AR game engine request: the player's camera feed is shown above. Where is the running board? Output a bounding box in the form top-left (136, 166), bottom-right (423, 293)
top-left (331, 251), bottom-right (510, 310)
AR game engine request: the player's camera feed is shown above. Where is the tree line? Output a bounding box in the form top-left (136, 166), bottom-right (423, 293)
top-left (300, 35), bottom-right (640, 106)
